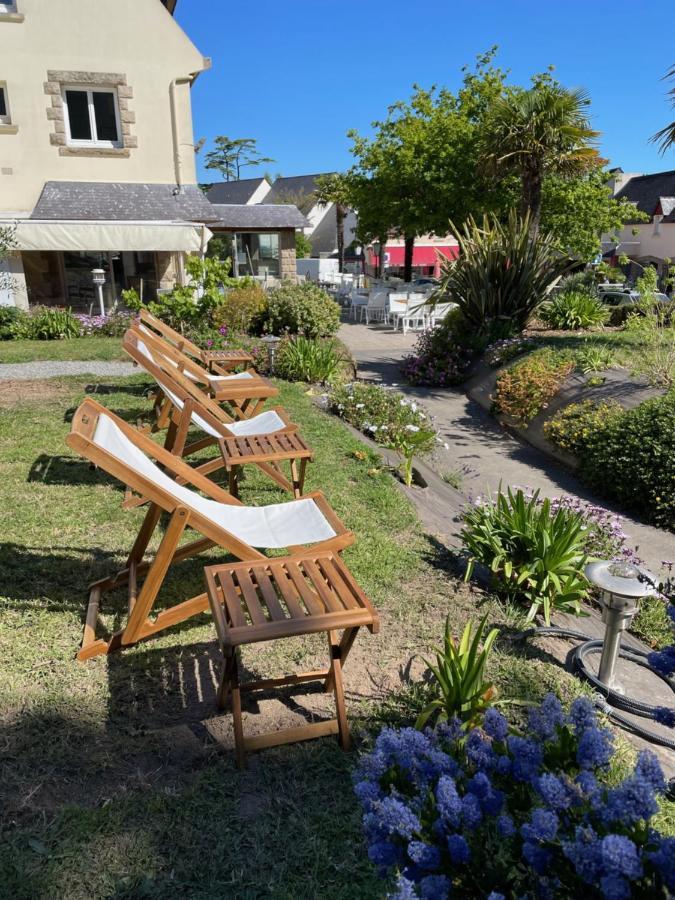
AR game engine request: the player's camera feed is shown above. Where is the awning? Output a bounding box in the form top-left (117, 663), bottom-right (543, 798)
top-left (3, 220), bottom-right (211, 253)
top-left (368, 245), bottom-right (459, 267)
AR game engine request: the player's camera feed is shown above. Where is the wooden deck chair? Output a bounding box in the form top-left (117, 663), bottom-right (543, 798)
top-left (137, 308), bottom-right (254, 375)
top-left (67, 399), bottom-right (356, 661)
top-left (130, 321), bottom-right (278, 420)
top-left (122, 329), bottom-right (310, 498)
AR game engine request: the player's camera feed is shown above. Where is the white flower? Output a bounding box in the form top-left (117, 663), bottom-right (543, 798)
top-left (443, 442), bottom-right (449, 450)
top-left (411, 402), bottom-right (418, 412)
top-left (369, 424), bottom-right (378, 432)
top-left (400, 399), bottom-right (408, 406)
top-left (355, 403), bottom-right (365, 409)
top-left (405, 424), bottom-right (420, 432)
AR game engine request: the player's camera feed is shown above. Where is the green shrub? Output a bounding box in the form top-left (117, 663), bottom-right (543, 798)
top-left (265, 282), bottom-right (340, 338)
top-left (543, 399), bottom-right (623, 455)
top-left (400, 311), bottom-right (477, 385)
top-left (0, 306), bottom-right (26, 340)
top-left (577, 391), bottom-right (675, 530)
top-left (557, 270), bottom-right (599, 295)
top-left (12, 306), bottom-right (82, 340)
top-left (575, 339), bottom-right (615, 374)
top-left (492, 349), bottom-right (575, 425)
top-left (212, 284), bottom-right (267, 334)
top-left (539, 290), bottom-right (608, 330)
top-left (436, 210), bottom-right (571, 334)
top-left (277, 336), bottom-right (345, 384)
top-left (461, 487), bottom-right (590, 623)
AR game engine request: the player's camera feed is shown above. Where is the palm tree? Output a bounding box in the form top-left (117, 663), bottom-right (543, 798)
top-left (481, 85), bottom-right (600, 232)
top-left (314, 173), bottom-right (352, 273)
top-left (651, 65), bottom-right (675, 154)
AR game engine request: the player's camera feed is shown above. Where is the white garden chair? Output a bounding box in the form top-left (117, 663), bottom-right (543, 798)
top-left (348, 290), bottom-right (369, 320)
top-left (362, 290), bottom-right (388, 324)
top-left (425, 302), bottom-right (457, 328)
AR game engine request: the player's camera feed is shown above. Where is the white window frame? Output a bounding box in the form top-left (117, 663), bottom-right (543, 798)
top-left (0, 82), bottom-right (10, 125)
top-left (62, 85), bottom-right (122, 149)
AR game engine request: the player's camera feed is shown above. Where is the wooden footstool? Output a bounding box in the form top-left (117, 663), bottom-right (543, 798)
top-left (202, 348), bottom-right (254, 375)
top-left (219, 432), bottom-right (313, 498)
top-left (204, 552), bottom-right (379, 768)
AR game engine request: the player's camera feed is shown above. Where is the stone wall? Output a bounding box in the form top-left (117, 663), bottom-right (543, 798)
top-left (279, 230), bottom-right (297, 282)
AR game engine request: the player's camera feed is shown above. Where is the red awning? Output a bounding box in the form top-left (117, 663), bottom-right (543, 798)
top-left (368, 244), bottom-right (458, 267)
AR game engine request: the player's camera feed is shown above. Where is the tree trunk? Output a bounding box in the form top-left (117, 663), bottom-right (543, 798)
top-left (378, 235), bottom-right (388, 278)
top-left (403, 235), bottom-right (415, 283)
top-left (521, 161), bottom-right (543, 235)
top-left (336, 205), bottom-right (345, 273)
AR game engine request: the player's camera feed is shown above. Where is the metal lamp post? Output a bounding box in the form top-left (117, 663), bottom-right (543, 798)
top-left (585, 560), bottom-right (657, 692)
top-left (372, 241), bottom-right (381, 279)
top-left (261, 334), bottom-right (281, 374)
top-left (91, 268), bottom-right (106, 317)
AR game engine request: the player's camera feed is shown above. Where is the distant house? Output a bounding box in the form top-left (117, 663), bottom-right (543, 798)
top-left (0, 0), bottom-right (215, 310)
top-left (603, 168), bottom-right (675, 285)
top-left (206, 177), bottom-right (270, 206)
top-left (367, 234), bottom-right (459, 279)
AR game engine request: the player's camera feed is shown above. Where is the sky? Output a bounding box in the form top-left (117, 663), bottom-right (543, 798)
top-left (177, 0), bottom-right (675, 183)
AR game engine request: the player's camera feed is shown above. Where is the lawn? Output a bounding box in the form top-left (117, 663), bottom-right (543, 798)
top-left (0, 375), bottom-right (670, 898)
top-left (0, 337), bottom-right (126, 364)
top-left (529, 321), bottom-right (674, 371)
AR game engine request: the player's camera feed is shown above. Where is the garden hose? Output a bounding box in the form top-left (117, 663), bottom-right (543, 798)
top-left (517, 626), bottom-right (675, 751)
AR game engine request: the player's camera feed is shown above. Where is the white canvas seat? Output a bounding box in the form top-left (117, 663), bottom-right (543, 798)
top-left (362, 290), bottom-right (388, 324)
top-left (137, 324), bottom-right (253, 388)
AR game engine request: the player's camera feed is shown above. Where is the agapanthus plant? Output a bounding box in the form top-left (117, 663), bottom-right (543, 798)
top-left (354, 695), bottom-right (674, 899)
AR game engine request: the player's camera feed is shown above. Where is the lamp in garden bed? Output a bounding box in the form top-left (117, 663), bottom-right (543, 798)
top-left (261, 333), bottom-right (281, 374)
top-left (91, 268), bottom-right (106, 317)
top-left (585, 560), bottom-right (657, 692)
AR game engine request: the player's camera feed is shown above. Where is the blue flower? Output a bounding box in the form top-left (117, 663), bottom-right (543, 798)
top-left (447, 833), bottom-right (471, 864)
top-left (577, 727), bottom-right (614, 769)
top-left (465, 728), bottom-right (495, 770)
top-left (487, 894), bottom-right (505, 900)
top-left (654, 706), bottom-right (675, 727)
top-left (562, 825), bottom-right (603, 884)
top-left (481, 787), bottom-right (504, 816)
top-left (599, 835), bottom-right (642, 879)
top-left (495, 754), bottom-right (512, 776)
top-left (521, 808), bottom-right (559, 843)
top-left (368, 841), bottom-right (400, 869)
top-left (603, 772), bottom-right (659, 826)
top-left (569, 696), bottom-right (598, 732)
top-left (647, 835), bottom-right (675, 890)
top-left (407, 841), bottom-right (440, 870)
top-left (575, 771), bottom-right (598, 798)
top-left (367, 797), bottom-right (421, 841)
top-left (507, 735), bottom-right (543, 783)
top-left (436, 717), bottom-right (463, 744)
top-left (419, 875), bottom-right (451, 899)
top-left (599, 874), bottom-right (630, 900)
top-left (389, 876), bottom-right (418, 899)
top-left (537, 773), bottom-right (573, 810)
top-left (461, 793), bottom-right (483, 829)
top-left (354, 780), bottom-right (381, 809)
top-left (436, 775), bottom-right (462, 827)
top-left (635, 751), bottom-right (666, 792)
top-left (497, 814), bottom-right (515, 837)
top-left (522, 840), bottom-right (551, 874)
top-left (647, 644), bottom-right (675, 677)
top-left (467, 772), bottom-right (491, 799)
top-left (483, 707), bottom-right (509, 741)
top-left (528, 693), bottom-right (565, 740)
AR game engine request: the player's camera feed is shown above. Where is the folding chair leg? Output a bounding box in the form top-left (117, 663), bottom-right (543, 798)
top-left (328, 631), bottom-right (351, 750)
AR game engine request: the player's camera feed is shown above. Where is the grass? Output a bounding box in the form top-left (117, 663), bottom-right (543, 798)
top-left (530, 323), bottom-right (675, 373)
top-left (0, 374), bottom-right (671, 897)
top-left (0, 337), bottom-right (126, 364)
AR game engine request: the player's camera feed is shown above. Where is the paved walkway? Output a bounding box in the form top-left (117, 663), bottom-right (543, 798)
top-left (0, 360), bottom-right (136, 380)
top-left (338, 319), bottom-right (675, 573)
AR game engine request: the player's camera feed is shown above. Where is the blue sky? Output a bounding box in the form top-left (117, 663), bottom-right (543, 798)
top-left (177, 0), bottom-right (675, 183)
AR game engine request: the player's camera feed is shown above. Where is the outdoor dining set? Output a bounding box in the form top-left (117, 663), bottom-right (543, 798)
top-left (65, 310), bottom-right (379, 768)
top-left (347, 284), bottom-right (456, 333)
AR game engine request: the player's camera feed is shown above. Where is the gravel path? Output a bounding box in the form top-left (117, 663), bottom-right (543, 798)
top-left (0, 360), bottom-right (136, 380)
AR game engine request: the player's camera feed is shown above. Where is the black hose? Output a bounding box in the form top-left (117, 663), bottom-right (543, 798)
top-left (519, 626), bottom-right (675, 750)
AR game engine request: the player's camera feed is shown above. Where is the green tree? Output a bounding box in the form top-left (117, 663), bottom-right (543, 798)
top-left (314, 173), bottom-right (353, 272)
top-left (295, 232), bottom-right (312, 259)
top-left (481, 81), bottom-right (600, 232)
top-left (651, 64), bottom-right (675, 154)
top-left (204, 136), bottom-right (275, 181)
top-left (540, 169), bottom-right (647, 261)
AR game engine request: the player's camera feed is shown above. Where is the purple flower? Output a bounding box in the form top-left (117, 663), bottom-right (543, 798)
top-left (368, 840), bottom-right (399, 869)
top-left (447, 833), bottom-right (470, 864)
top-left (390, 876), bottom-right (418, 899)
top-left (461, 793), bottom-right (483, 829)
top-left (507, 735), bottom-right (543, 783)
top-left (569, 697), bottom-right (598, 732)
top-left (436, 776), bottom-right (462, 827)
top-left (537, 773), bottom-right (573, 810)
top-left (528, 693), bottom-right (564, 740)
top-left (407, 840), bottom-right (440, 870)
top-left (634, 751), bottom-right (666, 792)
top-left (365, 797), bottom-right (421, 841)
top-left (521, 808), bottom-right (559, 843)
top-left (577, 727), bottom-right (614, 769)
top-left (467, 772), bottom-right (491, 799)
top-left (647, 835), bottom-right (675, 890)
top-left (599, 835), bottom-right (642, 879)
top-left (483, 707), bottom-right (508, 741)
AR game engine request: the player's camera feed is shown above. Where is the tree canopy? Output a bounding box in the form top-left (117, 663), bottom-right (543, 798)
top-left (204, 136), bottom-right (275, 181)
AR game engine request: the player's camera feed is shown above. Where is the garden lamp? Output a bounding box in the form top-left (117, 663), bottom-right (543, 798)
top-left (585, 560), bottom-right (657, 692)
top-left (91, 268), bottom-right (106, 317)
top-left (261, 333), bottom-right (281, 374)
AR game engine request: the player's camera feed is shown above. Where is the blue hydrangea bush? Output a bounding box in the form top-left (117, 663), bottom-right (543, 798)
top-left (354, 695), bottom-right (674, 898)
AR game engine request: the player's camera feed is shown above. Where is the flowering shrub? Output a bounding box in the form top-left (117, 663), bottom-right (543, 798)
top-left (212, 283), bottom-right (267, 334)
top-left (401, 317), bottom-right (474, 387)
top-left (492, 349), bottom-right (575, 425)
top-left (355, 697), bottom-right (674, 898)
top-left (461, 488), bottom-right (590, 624)
top-left (544, 400), bottom-right (624, 456)
top-left (265, 282), bottom-right (340, 338)
top-left (329, 383), bottom-right (439, 486)
top-left (75, 311), bottom-right (135, 337)
top-left (484, 336), bottom-right (536, 368)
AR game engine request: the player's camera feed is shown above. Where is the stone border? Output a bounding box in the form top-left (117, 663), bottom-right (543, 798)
top-left (44, 70), bottom-right (137, 156)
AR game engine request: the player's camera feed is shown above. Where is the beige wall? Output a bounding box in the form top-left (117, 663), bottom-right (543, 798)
top-left (608, 222), bottom-right (675, 263)
top-left (0, 0), bottom-right (207, 215)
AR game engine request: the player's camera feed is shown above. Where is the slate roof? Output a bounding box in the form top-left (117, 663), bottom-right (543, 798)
top-left (264, 173), bottom-right (334, 213)
top-left (615, 170), bottom-right (675, 222)
top-left (206, 178), bottom-right (269, 205)
top-left (31, 182), bottom-right (218, 222)
top-left (209, 204), bottom-right (308, 230)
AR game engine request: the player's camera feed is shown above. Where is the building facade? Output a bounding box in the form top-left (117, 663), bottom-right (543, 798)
top-left (0, 0), bottom-right (214, 309)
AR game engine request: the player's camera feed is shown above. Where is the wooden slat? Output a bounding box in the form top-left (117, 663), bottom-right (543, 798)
top-left (235, 568), bottom-right (267, 625)
top-left (243, 719), bottom-right (339, 752)
top-left (268, 563), bottom-right (308, 619)
top-left (216, 570), bottom-right (247, 628)
top-left (255, 568), bottom-right (287, 622)
top-left (329, 553), bottom-right (374, 609)
top-left (301, 559), bottom-right (343, 613)
top-left (283, 559), bottom-right (325, 615)
top-left (316, 556), bottom-right (359, 610)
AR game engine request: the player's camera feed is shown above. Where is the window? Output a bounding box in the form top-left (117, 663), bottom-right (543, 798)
top-left (0, 2), bottom-right (18, 13)
top-left (62, 87), bottom-right (121, 148)
top-left (0, 83), bottom-right (10, 124)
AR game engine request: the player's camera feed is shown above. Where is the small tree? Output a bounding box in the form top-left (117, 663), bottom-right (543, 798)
top-left (651, 64), bottom-right (675, 153)
top-left (314, 173), bottom-right (353, 273)
top-left (204, 136), bottom-right (275, 181)
top-left (295, 232), bottom-right (312, 259)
